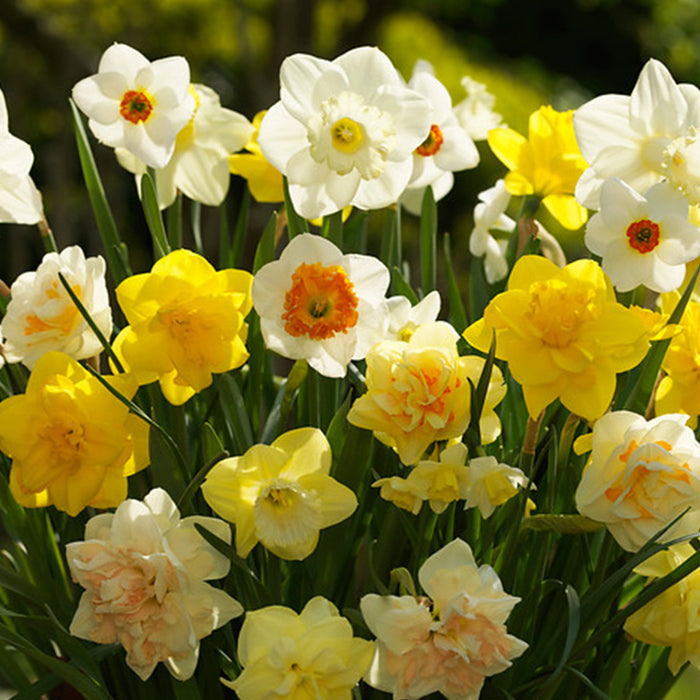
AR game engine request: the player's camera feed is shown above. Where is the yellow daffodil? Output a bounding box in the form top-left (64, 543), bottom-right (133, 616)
top-left (201, 428), bottom-right (357, 560)
top-left (373, 442), bottom-right (470, 515)
top-left (347, 322), bottom-right (506, 466)
top-left (0, 352), bottom-right (149, 516)
top-left (488, 105), bottom-right (588, 230)
top-left (624, 543), bottom-right (700, 675)
top-left (464, 255), bottom-right (649, 421)
top-left (112, 249), bottom-right (253, 405)
top-left (226, 596), bottom-right (373, 699)
top-left (228, 110), bottom-right (285, 203)
top-left (464, 456), bottom-right (528, 519)
top-left (656, 295), bottom-right (700, 426)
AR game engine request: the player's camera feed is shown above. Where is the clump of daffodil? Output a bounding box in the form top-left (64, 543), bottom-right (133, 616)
top-left (488, 105), bottom-right (588, 230)
top-left (201, 428), bottom-right (357, 560)
top-left (226, 596), bottom-right (373, 699)
top-left (655, 293), bottom-right (700, 426)
top-left (112, 249), bottom-right (253, 405)
top-left (0, 352), bottom-right (149, 516)
top-left (228, 110), bottom-right (285, 203)
top-left (464, 255), bottom-right (649, 421)
top-left (347, 322), bottom-right (506, 466)
top-left (624, 544), bottom-right (700, 675)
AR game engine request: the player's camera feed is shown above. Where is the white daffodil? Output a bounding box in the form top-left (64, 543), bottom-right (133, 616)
top-left (464, 456), bottom-right (528, 518)
top-left (67, 488), bottom-right (242, 681)
top-left (573, 58), bottom-right (700, 209)
top-left (258, 46), bottom-right (431, 219)
top-left (1, 246), bottom-right (112, 368)
top-left (116, 83), bottom-right (254, 209)
top-left (585, 178), bottom-right (700, 293)
top-left (400, 63), bottom-right (479, 215)
top-left (453, 75), bottom-right (504, 141)
top-left (72, 43), bottom-right (195, 169)
top-left (252, 233), bottom-right (390, 377)
top-left (0, 89), bottom-right (43, 224)
top-left (469, 179), bottom-right (514, 283)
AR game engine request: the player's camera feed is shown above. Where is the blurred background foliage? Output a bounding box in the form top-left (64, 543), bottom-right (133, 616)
top-left (0, 0), bottom-right (693, 284)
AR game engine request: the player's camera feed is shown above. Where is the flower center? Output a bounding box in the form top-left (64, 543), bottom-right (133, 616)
top-left (281, 262), bottom-right (359, 340)
top-left (331, 117), bottom-right (364, 154)
top-left (23, 282), bottom-right (83, 336)
top-left (254, 480), bottom-right (322, 548)
top-left (119, 90), bottom-right (154, 124)
top-left (307, 91), bottom-right (396, 179)
top-left (39, 413), bottom-right (85, 470)
top-left (626, 219), bottom-right (660, 254)
top-left (415, 124), bottom-right (444, 157)
top-left (527, 279), bottom-right (599, 348)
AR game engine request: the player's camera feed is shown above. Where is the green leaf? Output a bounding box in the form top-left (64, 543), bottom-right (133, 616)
top-left (140, 169), bottom-right (171, 258)
top-left (542, 584), bottom-right (581, 686)
top-left (320, 210), bottom-right (343, 247)
top-left (419, 185), bottom-right (437, 293)
top-left (217, 373), bottom-right (255, 453)
top-left (391, 266), bottom-right (419, 305)
top-left (253, 211), bottom-right (278, 274)
top-left (443, 233), bottom-right (468, 332)
top-left (69, 99), bottom-right (130, 285)
top-left (229, 187), bottom-right (250, 268)
top-left (283, 176), bottom-right (307, 238)
top-left (522, 514), bottom-right (604, 534)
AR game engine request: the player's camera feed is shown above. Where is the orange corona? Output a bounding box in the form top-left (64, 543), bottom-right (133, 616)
top-left (119, 90), bottom-right (154, 124)
top-left (282, 262), bottom-right (359, 340)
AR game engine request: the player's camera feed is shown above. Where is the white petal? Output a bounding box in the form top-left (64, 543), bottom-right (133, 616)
top-left (175, 150), bottom-right (229, 206)
top-left (258, 101), bottom-right (308, 173)
top-left (573, 94), bottom-right (633, 162)
top-left (646, 180), bottom-right (688, 220)
top-left (434, 123), bottom-right (479, 171)
top-left (418, 538), bottom-right (477, 600)
top-left (336, 47), bottom-right (401, 99)
top-left (375, 85), bottom-right (431, 159)
top-left (629, 59), bottom-right (687, 137)
top-left (409, 71), bottom-right (451, 123)
top-left (98, 43), bottom-right (149, 81)
top-left (147, 57), bottom-right (191, 105)
top-left (280, 53), bottom-right (333, 123)
top-left (288, 180), bottom-right (338, 219)
top-left (657, 217), bottom-right (700, 264)
top-left (353, 158), bottom-right (412, 210)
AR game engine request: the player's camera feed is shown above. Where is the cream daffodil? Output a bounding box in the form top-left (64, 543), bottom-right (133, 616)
top-left (252, 232), bottom-right (390, 378)
top-left (1, 246), bottom-right (112, 368)
top-left (575, 410), bottom-right (700, 552)
top-left (67, 488), bottom-right (242, 681)
top-left (201, 428), bottom-right (357, 560)
top-left (227, 596), bottom-right (373, 699)
top-left (464, 456), bottom-right (528, 519)
top-left (116, 83), bottom-right (254, 209)
top-left (72, 43), bottom-right (195, 169)
top-left (361, 539), bottom-right (527, 699)
top-left (258, 46), bottom-right (431, 219)
top-left (574, 58), bottom-right (700, 208)
top-left (453, 75), bottom-right (504, 141)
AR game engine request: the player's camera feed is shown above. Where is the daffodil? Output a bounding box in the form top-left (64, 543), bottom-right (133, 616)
top-left (574, 58), bottom-right (700, 209)
top-left (464, 255), bottom-right (649, 421)
top-left (252, 233), bottom-right (390, 378)
top-left (584, 178), bottom-right (700, 293)
top-left (575, 411), bottom-right (700, 551)
top-left (201, 428), bottom-right (357, 560)
top-left (361, 539), bottom-right (527, 699)
top-left (0, 352), bottom-right (149, 516)
top-left (72, 43), bottom-right (195, 169)
top-left (228, 110), bottom-right (285, 202)
top-left (1, 246), bottom-right (112, 368)
top-left (67, 488), bottom-right (242, 681)
top-left (453, 75), bottom-right (504, 141)
top-left (0, 87), bottom-right (43, 224)
top-left (116, 83), bottom-right (254, 208)
top-left (488, 105), bottom-right (588, 230)
top-left (400, 62), bottom-right (479, 215)
top-left (469, 179), bottom-right (515, 283)
top-left (347, 322), bottom-right (506, 465)
top-left (227, 596), bottom-right (373, 699)
top-left (464, 456), bottom-right (528, 519)
top-left (655, 295), bottom-right (700, 425)
top-left (624, 543), bottom-right (700, 674)
top-left (112, 249), bottom-right (252, 405)
top-left (258, 46), bottom-right (431, 219)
